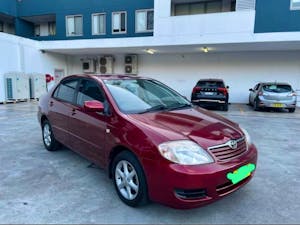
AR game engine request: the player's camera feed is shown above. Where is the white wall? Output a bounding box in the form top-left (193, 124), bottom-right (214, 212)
top-left (154, 0), bottom-right (255, 38)
top-left (67, 51), bottom-right (300, 105)
top-left (0, 33), bottom-right (67, 102)
top-left (139, 52), bottom-right (300, 104)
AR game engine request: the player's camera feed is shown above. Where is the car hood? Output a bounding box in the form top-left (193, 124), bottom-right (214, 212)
top-left (127, 107), bottom-right (243, 149)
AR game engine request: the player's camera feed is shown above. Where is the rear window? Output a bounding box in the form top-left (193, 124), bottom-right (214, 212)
top-left (262, 84), bottom-right (292, 93)
top-left (197, 80), bottom-right (225, 88)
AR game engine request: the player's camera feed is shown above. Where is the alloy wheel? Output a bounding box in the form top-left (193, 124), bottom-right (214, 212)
top-left (43, 123), bottom-right (52, 147)
top-left (115, 160), bottom-right (139, 200)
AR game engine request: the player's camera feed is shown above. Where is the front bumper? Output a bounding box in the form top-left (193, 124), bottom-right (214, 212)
top-left (142, 144), bottom-right (257, 209)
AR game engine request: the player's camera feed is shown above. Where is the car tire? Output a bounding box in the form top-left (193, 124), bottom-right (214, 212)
top-left (42, 120), bottom-right (60, 151)
top-left (112, 151), bottom-right (148, 207)
top-left (222, 103), bottom-right (228, 111)
top-left (288, 108), bottom-right (295, 113)
top-left (254, 100), bottom-right (260, 111)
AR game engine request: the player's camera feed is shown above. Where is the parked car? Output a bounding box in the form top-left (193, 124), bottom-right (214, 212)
top-left (38, 74), bottom-right (257, 209)
top-left (249, 82), bottom-right (297, 112)
top-left (191, 79), bottom-right (229, 111)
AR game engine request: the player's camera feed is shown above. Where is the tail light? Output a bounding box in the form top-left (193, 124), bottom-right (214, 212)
top-left (258, 91), bottom-right (263, 96)
top-left (192, 87), bottom-right (201, 94)
top-left (288, 92), bottom-right (297, 97)
top-left (217, 87), bottom-right (228, 95)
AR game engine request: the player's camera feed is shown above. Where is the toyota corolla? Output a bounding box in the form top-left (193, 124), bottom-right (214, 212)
top-left (38, 74), bottom-right (257, 209)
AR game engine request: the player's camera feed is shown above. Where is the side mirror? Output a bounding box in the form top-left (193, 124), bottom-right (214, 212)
top-left (84, 100), bottom-right (104, 112)
top-left (226, 86), bottom-right (229, 89)
top-left (249, 88), bottom-right (253, 92)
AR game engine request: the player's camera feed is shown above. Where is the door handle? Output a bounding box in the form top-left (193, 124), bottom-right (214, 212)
top-left (72, 108), bottom-right (76, 116)
top-left (50, 101), bottom-right (54, 107)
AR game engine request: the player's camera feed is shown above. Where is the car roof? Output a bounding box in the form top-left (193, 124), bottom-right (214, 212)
top-left (259, 82), bottom-right (291, 86)
top-left (197, 79), bottom-right (224, 82)
top-left (66, 74), bottom-right (148, 80)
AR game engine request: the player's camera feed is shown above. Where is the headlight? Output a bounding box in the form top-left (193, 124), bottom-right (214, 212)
top-left (240, 127), bottom-right (251, 145)
top-left (158, 140), bottom-right (214, 165)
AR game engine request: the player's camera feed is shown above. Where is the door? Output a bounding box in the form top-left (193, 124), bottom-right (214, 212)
top-left (68, 78), bottom-right (108, 166)
top-left (54, 69), bottom-right (65, 84)
top-left (48, 78), bottom-right (79, 146)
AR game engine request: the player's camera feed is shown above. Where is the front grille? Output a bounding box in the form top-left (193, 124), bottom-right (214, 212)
top-left (175, 188), bottom-right (207, 200)
top-left (208, 137), bottom-right (247, 162)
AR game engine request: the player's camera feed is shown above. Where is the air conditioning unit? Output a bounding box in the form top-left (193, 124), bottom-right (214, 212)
top-left (28, 73), bottom-right (47, 99)
top-left (4, 72), bottom-right (30, 100)
top-left (82, 59), bottom-right (96, 73)
top-left (99, 56), bottom-right (114, 74)
top-left (124, 55), bottom-right (138, 75)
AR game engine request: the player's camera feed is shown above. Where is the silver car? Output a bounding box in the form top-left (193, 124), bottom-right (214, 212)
top-left (249, 82), bottom-right (297, 113)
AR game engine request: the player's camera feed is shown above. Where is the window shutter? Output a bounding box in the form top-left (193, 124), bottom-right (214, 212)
top-left (236, 0), bottom-right (256, 10)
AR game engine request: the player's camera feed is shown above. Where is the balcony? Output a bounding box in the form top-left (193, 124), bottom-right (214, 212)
top-left (20, 14), bottom-right (56, 39)
top-left (154, 0), bottom-right (256, 40)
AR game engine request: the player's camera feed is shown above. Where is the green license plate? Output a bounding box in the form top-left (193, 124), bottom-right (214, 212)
top-left (227, 164), bottom-right (256, 184)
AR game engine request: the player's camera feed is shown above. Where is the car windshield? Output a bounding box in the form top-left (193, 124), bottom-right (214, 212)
top-left (197, 81), bottom-right (225, 88)
top-left (103, 79), bottom-right (191, 114)
top-left (263, 84), bottom-right (292, 93)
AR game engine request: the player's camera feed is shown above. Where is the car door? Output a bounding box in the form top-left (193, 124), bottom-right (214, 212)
top-left (67, 78), bottom-right (108, 166)
top-left (48, 78), bottom-right (79, 147)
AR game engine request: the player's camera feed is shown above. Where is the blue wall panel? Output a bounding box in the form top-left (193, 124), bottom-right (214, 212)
top-left (16, 0), bottom-right (154, 40)
top-left (0, 0), bottom-right (17, 16)
top-left (255, 0), bottom-right (300, 33)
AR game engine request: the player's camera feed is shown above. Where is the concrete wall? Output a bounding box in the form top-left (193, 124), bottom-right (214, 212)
top-left (67, 51), bottom-right (300, 105)
top-left (154, 0), bottom-right (255, 38)
top-left (0, 33), bottom-right (67, 102)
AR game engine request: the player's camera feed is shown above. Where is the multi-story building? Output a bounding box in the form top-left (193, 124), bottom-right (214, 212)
top-left (0, 0), bottom-right (300, 104)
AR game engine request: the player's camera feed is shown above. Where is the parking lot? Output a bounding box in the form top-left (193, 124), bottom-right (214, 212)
top-left (0, 101), bottom-right (299, 224)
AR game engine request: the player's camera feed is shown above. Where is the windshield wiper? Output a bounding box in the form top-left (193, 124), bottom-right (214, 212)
top-left (167, 103), bottom-right (192, 111)
top-left (138, 104), bottom-right (168, 114)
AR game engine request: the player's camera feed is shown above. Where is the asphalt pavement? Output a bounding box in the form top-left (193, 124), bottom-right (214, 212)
top-left (0, 102), bottom-right (299, 224)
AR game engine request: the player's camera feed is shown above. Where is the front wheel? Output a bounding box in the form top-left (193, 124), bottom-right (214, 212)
top-left (42, 120), bottom-right (60, 151)
top-left (112, 151), bottom-right (148, 207)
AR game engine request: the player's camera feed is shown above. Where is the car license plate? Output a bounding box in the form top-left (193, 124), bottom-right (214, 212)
top-left (205, 92), bottom-right (214, 95)
top-left (227, 164), bottom-right (255, 185)
top-left (272, 103), bottom-right (283, 108)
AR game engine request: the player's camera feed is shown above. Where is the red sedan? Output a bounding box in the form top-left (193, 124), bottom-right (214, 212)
top-left (38, 74), bottom-right (257, 209)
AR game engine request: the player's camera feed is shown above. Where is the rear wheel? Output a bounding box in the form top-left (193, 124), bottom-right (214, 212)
top-left (42, 120), bottom-right (60, 151)
top-left (288, 108), bottom-right (295, 113)
top-left (221, 103), bottom-right (228, 111)
top-left (254, 100), bottom-right (260, 111)
top-left (112, 151), bottom-right (148, 207)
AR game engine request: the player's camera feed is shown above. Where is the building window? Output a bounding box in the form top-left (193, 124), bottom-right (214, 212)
top-left (0, 21), bottom-right (3, 32)
top-left (48, 22), bottom-right (56, 36)
top-left (136, 9), bottom-right (154, 33)
top-left (173, 0), bottom-right (235, 16)
top-left (291, 0), bottom-right (300, 10)
top-left (34, 24), bottom-right (40, 36)
top-left (92, 13), bottom-right (106, 35)
top-left (66, 15), bottom-right (83, 36)
top-left (112, 11), bottom-right (127, 34)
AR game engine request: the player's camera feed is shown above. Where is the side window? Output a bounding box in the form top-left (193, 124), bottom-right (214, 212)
top-left (54, 79), bottom-right (79, 103)
top-left (254, 84), bottom-right (260, 91)
top-left (76, 79), bottom-right (104, 106)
